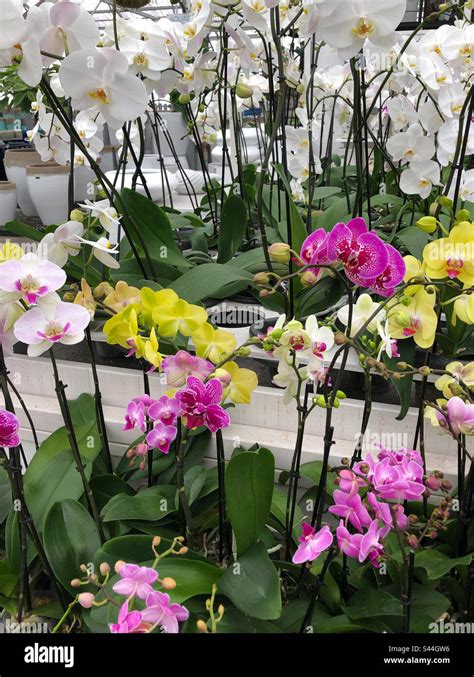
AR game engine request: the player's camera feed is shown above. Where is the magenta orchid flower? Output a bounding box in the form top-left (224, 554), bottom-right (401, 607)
top-left (325, 217), bottom-right (389, 281)
top-left (109, 601), bottom-right (144, 634)
top-left (141, 591), bottom-right (189, 634)
top-left (292, 523), bottom-right (333, 565)
top-left (299, 228), bottom-right (328, 278)
top-left (367, 492), bottom-right (408, 529)
top-left (14, 302), bottom-right (90, 357)
top-left (146, 420), bottom-right (177, 454)
top-left (161, 351), bottom-right (214, 388)
top-left (0, 410), bottom-right (20, 448)
top-left (373, 457), bottom-right (425, 501)
top-left (336, 521), bottom-right (363, 559)
top-left (436, 396), bottom-right (474, 437)
top-left (329, 489), bottom-right (372, 532)
top-left (175, 376), bottom-right (230, 433)
top-left (347, 243), bottom-right (406, 296)
top-left (112, 564), bottom-right (158, 600)
top-left (358, 520), bottom-right (390, 567)
top-left (0, 253), bottom-right (66, 305)
top-left (148, 396), bottom-right (181, 426)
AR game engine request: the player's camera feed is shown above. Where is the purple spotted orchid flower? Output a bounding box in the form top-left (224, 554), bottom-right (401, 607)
top-left (175, 376), bottom-right (230, 433)
top-left (141, 591), bottom-right (189, 634)
top-left (0, 410), bottom-right (20, 448)
top-left (324, 217), bottom-right (389, 281)
top-left (109, 601), bottom-right (145, 634)
top-left (347, 243), bottom-right (406, 297)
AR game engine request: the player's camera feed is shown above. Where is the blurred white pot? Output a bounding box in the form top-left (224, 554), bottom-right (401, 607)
top-left (26, 164), bottom-right (70, 225)
top-left (0, 181), bottom-right (17, 227)
top-left (4, 149), bottom-right (41, 216)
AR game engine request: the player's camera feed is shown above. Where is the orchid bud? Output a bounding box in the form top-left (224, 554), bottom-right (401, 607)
top-left (438, 196), bottom-right (453, 208)
top-left (253, 272), bottom-right (270, 286)
top-left (161, 577), bottom-right (177, 590)
top-left (425, 475), bottom-right (441, 491)
top-left (334, 331), bottom-right (348, 345)
top-left (268, 243), bottom-right (291, 264)
top-left (70, 579), bottom-right (82, 588)
top-left (100, 562), bottom-right (110, 576)
top-left (301, 270), bottom-right (319, 287)
top-left (456, 209), bottom-right (471, 223)
top-left (78, 593), bottom-right (96, 609)
top-left (235, 83), bottom-right (254, 99)
top-left (419, 366), bottom-right (431, 376)
top-left (135, 442), bottom-right (148, 457)
top-left (70, 209), bottom-right (85, 223)
top-left (407, 534), bottom-right (419, 549)
top-left (152, 536), bottom-right (161, 547)
top-left (441, 479), bottom-right (453, 491)
top-left (197, 620), bottom-right (208, 633)
top-left (114, 560), bottom-right (125, 574)
top-left (178, 93), bottom-right (191, 105)
top-left (416, 216), bottom-right (437, 233)
top-left (237, 347), bottom-right (251, 357)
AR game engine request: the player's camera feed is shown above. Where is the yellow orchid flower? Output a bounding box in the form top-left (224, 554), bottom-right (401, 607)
top-left (0, 242), bottom-right (23, 262)
top-left (403, 255), bottom-right (426, 296)
top-left (423, 221), bottom-right (474, 286)
top-left (388, 288), bottom-right (437, 349)
top-left (453, 291), bottom-right (474, 325)
top-left (140, 287), bottom-right (178, 325)
top-left (142, 327), bottom-right (163, 370)
top-left (193, 322), bottom-right (237, 364)
top-left (103, 305), bottom-right (138, 349)
top-left (104, 281), bottom-right (141, 313)
top-left (74, 279), bottom-right (96, 319)
top-left (217, 361), bottom-right (258, 404)
top-left (424, 398), bottom-right (447, 428)
top-left (435, 361), bottom-right (474, 398)
top-left (153, 298), bottom-right (208, 338)
top-left (94, 281), bottom-right (114, 299)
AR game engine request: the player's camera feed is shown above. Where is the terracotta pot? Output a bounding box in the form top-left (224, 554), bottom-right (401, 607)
top-left (0, 181), bottom-right (17, 227)
top-left (26, 164), bottom-right (70, 225)
top-left (4, 149), bottom-right (41, 216)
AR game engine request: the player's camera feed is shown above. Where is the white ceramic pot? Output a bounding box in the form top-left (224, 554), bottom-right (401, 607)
top-left (0, 181), bottom-right (17, 227)
top-left (4, 149), bottom-right (41, 216)
top-left (105, 168), bottom-right (178, 203)
top-left (26, 164), bottom-right (70, 225)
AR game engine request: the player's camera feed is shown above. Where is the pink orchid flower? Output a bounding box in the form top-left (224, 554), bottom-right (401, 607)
top-left (146, 420), bottom-right (177, 454)
top-left (367, 492), bottom-right (408, 529)
top-left (436, 396), bottom-right (474, 437)
top-left (358, 520), bottom-right (390, 567)
top-left (123, 399), bottom-right (146, 432)
top-left (373, 457), bottom-right (425, 501)
top-left (161, 351), bottom-right (214, 388)
top-left (109, 600), bottom-right (145, 634)
top-left (0, 253), bottom-right (66, 305)
top-left (148, 396), bottom-right (181, 426)
top-left (112, 564), bottom-right (158, 600)
top-left (141, 591), bottom-right (189, 634)
top-left (336, 521), bottom-right (363, 559)
top-left (0, 410), bottom-right (20, 448)
top-left (325, 217), bottom-right (389, 281)
top-left (329, 489), bottom-right (372, 532)
top-left (14, 302), bottom-right (90, 357)
top-left (176, 376), bottom-right (230, 433)
top-left (292, 523), bottom-right (333, 565)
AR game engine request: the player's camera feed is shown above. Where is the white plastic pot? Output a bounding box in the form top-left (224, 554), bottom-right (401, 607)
top-left (0, 181), bottom-right (17, 227)
top-left (105, 168), bottom-right (178, 203)
top-left (26, 164), bottom-right (70, 225)
top-left (4, 149), bottom-right (41, 216)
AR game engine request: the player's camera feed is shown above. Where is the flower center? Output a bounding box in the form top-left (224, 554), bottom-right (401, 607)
top-left (446, 257), bottom-right (464, 278)
top-left (88, 88), bottom-right (109, 104)
top-left (352, 17), bottom-right (375, 39)
top-left (133, 53), bottom-right (149, 67)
